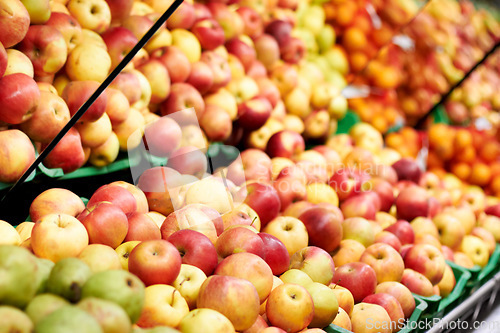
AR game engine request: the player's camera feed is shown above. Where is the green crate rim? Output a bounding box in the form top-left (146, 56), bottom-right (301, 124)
top-left (437, 261), bottom-right (472, 312)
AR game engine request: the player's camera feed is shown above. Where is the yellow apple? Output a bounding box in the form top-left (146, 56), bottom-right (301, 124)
top-left (0, 221), bottom-right (22, 245)
top-left (280, 269), bottom-right (314, 287)
top-left (305, 282), bottom-right (339, 328)
top-left (179, 308), bottom-right (235, 333)
top-left (331, 307), bottom-right (352, 331)
top-left (351, 303), bottom-right (392, 333)
top-left (67, 0), bottom-right (111, 34)
top-left (263, 216), bottom-right (309, 257)
top-left (77, 244), bottom-right (122, 273)
top-left (89, 132), bottom-right (120, 167)
top-left (137, 284), bottom-right (189, 327)
top-left (460, 235), bottom-right (490, 267)
top-left (66, 43), bottom-right (112, 82)
top-left (437, 264), bottom-right (456, 298)
top-left (76, 113), bottom-right (113, 148)
top-left (5, 49), bottom-right (34, 77)
top-left (15, 222), bottom-right (35, 242)
top-left (173, 264), bottom-right (207, 310)
top-left (171, 29), bottom-right (201, 63)
top-left (329, 284), bottom-right (355, 316)
top-left (115, 241), bottom-right (141, 270)
top-left (112, 108), bottom-right (145, 151)
top-left (306, 183), bottom-right (339, 206)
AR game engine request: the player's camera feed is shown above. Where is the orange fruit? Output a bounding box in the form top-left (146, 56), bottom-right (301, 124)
top-left (400, 96), bottom-right (420, 117)
top-left (479, 141), bottom-right (500, 163)
top-left (427, 151), bottom-right (444, 169)
top-left (383, 107), bottom-right (398, 125)
top-left (335, 2), bottom-right (357, 26)
top-left (373, 66), bottom-right (400, 89)
top-left (386, 133), bottom-right (404, 150)
top-left (490, 161), bottom-right (500, 176)
top-left (372, 24), bottom-right (394, 47)
top-left (353, 15), bottom-right (373, 33)
top-left (343, 27), bottom-right (368, 51)
top-left (490, 174), bottom-right (500, 195)
top-left (468, 162), bottom-right (492, 187)
top-left (349, 52), bottom-right (368, 72)
top-left (454, 146), bottom-right (476, 164)
top-left (454, 128), bottom-right (473, 151)
top-left (371, 114), bottom-right (389, 133)
top-left (451, 162), bottom-right (471, 181)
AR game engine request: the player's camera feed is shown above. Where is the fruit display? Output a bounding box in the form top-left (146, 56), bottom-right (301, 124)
top-left (2, 122), bottom-right (500, 332)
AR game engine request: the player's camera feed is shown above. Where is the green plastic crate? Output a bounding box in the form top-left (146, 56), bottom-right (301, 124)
top-left (0, 169), bottom-right (36, 191)
top-left (438, 261), bottom-right (472, 315)
top-left (477, 244), bottom-right (500, 287)
top-left (335, 111), bottom-right (360, 135)
top-left (324, 296), bottom-right (427, 333)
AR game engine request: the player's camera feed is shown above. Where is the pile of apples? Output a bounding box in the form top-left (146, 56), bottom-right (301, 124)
top-left (2, 121), bottom-right (500, 332)
top-left (0, 0), bottom-right (355, 185)
top-left (444, 50), bottom-right (500, 126)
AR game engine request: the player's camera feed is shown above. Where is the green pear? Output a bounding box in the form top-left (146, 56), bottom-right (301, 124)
top-left (0, 245), bottom-right (39, 308)
top-left (25, 293), bottom-right (70, 325)
top-left (77, 297), bottom-right (132, 333)
top-left (316, 25), bottom-right (336, 54)
top-left (34, 305), bottom-right (103, 333)
top-left (34, 258), bottom-right (55, 294)
top-left (81, 270), bottom-right (145, 323)
top-left (324, 48), bottom-right (350, 75)
top-left (46, 257), bottom-right (92, 303)
top-left (0, 306), bottom-right (34, 333)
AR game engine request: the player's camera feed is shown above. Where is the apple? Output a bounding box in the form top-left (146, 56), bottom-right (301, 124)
top-left (87, 184), bottom-right (137, 214)
top-left (0, 221), bottom-right (22, 246)
top-left (341, 192), bottom-right (379, 220)
top-left (0, 130), bottom-right (35, 184)
top-left (207, 3), bottom-right (244, 40)
top-left (19, 91), bottom-right (69, 143)
top-left (41, 128), bottom-right (86, 174)
top-left (128, 239), bottom-right (181, 286)
top-left (136, 284), bottom-right (189, 328)
top-left (114, 241), bottom-right (140, 270)
top-left (166, 146), bottom-right (208, 178)
top-left (238, 97), bottom-right (272, 131)
top-left (410, 216), bottom-right (439, 239)
top-left (123, 212), bottom-right (161, 242)
top-left (45, 12), bottom-right (82, 52)
top-left (14, 221), bottom-right (34, 243)
top-left (172, 264), bottom-right (207, 310)
top-left (404, 244), bottom-right (445, 285)
top-left (266, 284), bottom-right (314, 332)
top-left (384, 220), bottom-right (414, 245)
top-left (280, 269), bottom-right (313, 288)
top-left (289, 246), bottom-right (335, 285)
top-left (30, 188), bottom-right (85, 222)
top-left (80, 202), bottom-right (128, 249)
top-left (191, 18), bottom-right (225, 51)
top-left (0, 73), bottom-right (40, 125)
top-left (200, 51), bottom-right (231, 92)
top-left (265, 20), bottom-right (292, 46)
top-left (374, 231), bottom-right (402, 252)
top-left (460, 235), bottom-right (490, 267)
top-left (186, 61), bottom-right (214, 96)
top-left (104, 0), bottom-right (133, 25)
top-left (103, 88), bottom-right (130, 126)
top-left (167, 1), bottom-right (195, 30)
top-left (392, 158), bottom-right (422, 183)
top-left (67, 0), bottom-right (111, 34)
top-left (136, 167), bottom-right (182, 215)
top-left (305, 282), bottom-right (339, 328)
top-left (437, 264), bottom-right (456, 298)
top-left (180, 308), bottom-right (235, 332)
top-left (215, 226), bottom-right (265, 259)
top-left (62, 80), bottom-right (108, 122)
top-left (237, 6), bottom-right (263, 39)
top-left (395, 186), bottom-right (433, 221)
top-left (298, 207), bottom-right (342, 253)
top-left (215, 252), bottom-right (273, 303)
top-left (4, 48), bottom-right (32, 77)
top-left (31, 214), bottom-right (89, 262)
top-left (375, 281), bottom-right (415, 319)
top-left (258, 233), bottom-right (289, 275)
top-left (328, 168), bottom-right (365, 202)
top-left (279, 36), bottom-right (306, 64)
top-left (363, 293), bottom-right (405, 332)
top-left (351, 303), bottom-right (392, 333)
top-left (331, 307), bottom-right (352, 331)
top-left (433, 212), bottom-right (465, 250)
top-left (400, 268), bottom-right (434, 297)
top-left (238, 182), bottom-right (281, 229)
top-left (143, 116), bottom-right (182, 157)
top-left (342, 217), bottom-right (375, 248)
top-left (443, 205), bottom-right (476, 235)
top-left (150, 46), bottom-right (190, 85)
top-left (0, 0), bottom-right (30, 48)
top-left (76, 113), bottom-right (113, 148)
top-left (66, 42), bottom-right (112, 82)
top-left (167, 229), bottom-right (218, 276)
top-left (262, 216), bottom-right (308, 257)
top-left (110, 71), bottom-right (141, 105)
top-left (471, 227), bottom-right (496, 255)
top-left (171, 28), bottom-right (201, 63)
top-left (199, 105), bottom-right (232, 141)
top-left (360, 243), bottom-right (405, 284)
top-left (161, 83), bottom-right (205, 119)
top-left (332, 239), bottom-right (366, 267)
top-left (101, 26), bottom-right (138, 70)
top-left (77, 243), bottom-right (121, 273)
top-left (266, 130), bottom-right (305, 159)
top-left (332, 262), bottom-right (377, 303)
top-left (197, 275), bottom-right (260, 331)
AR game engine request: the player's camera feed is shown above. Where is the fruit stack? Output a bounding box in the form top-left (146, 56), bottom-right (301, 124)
top-left (2, 122), bottom-right (500, 332)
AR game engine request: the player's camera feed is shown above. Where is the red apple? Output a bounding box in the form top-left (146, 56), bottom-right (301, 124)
top-left (332, 262), bottom-right (377, 303)
top-left (123, 212), bottom-right (161, 242)
top-left (105, 0), bottom-right (133, 25)
top-left (403, 244), bottom-right (446, 285)
top-left (384, 220), bottom-right (415, 246)
top-left (17, 25), bottom-right (67, 77)
top-left (80, 202), bottom-right (129, 248)
top-left (137, 167), bottom-right (184, 216)
top-left (121, 14), bottom-right (155, 41)
top-left (42, 128), bottom-right (85, 173)
top-left (0, 0), bottom-right (30, 48)
top-left (273, 177), bottom-right (307, 212)
top-left (374, 231), bottom-right (402, 252)
top-left (289, 246), bottom-right (336, 285)
top-left (392, 158), bottom-right (422, 184)
top-left (151, 46), bottom-right (191, 84)
top-left (61, 80), bottom-right (108, 122)
top-left (186, 61), bottom-right (214, 95)
top-left (265, 20), bottom-right (292, 46)
top-left (226, 37), bottom-right (256, 72)
top-left (128, 239), bottom-right (182, 286)
top-left (341, 192), bottom-right (379, 220)
top-left (167, 229), bottom-right (218, 276)
top-left (109, 71), bottom-right (141, 105)
top-left (161, 83), bottom-right (205, 119)
top-left (216, 226), bottom-right (265, 259)
top-left (328, 168), bottom-right (364, 202)
top-left (45, 12), bottom-right (83, 52)
top-left (375, 282), bottom-right (416, 319)
top-left (258, 232), bottom-right (290, 275)
top-left (191, 18), bottom-right (225, 51)
top-left (167, 1), bottom-right (195, 30)
top-left (87, 184), bottom-right (137, 215)
top-left (255, 77), bottom-right (281, 107)
top-left (200, 105), bottom-right (233, 141)
top-left (0, 129), bottom-right (36, 184)
top-left (395, 186), bottom-right (432, 221)
top-left (0, 41), bottom-right (6, 77)
top-left (101, 26), bottom-right (138, 70)
top-left (166, 146), bottom-right (208, 178)
top-left (238, 182), bottom-right (281, 228)
top-left (279, 36), bottom-right (306, 64)
top-left (238, 97), bottom-right (273, 131)
top-left (363, 293), bottom-right (405, 332)
top-left (236, 6), bottom-right (263, 39)
top-left (0, 73), bottom-right (40, 124)
top-left (364, 178), bottom-right (394, 212)
top-left (143, 116), bottom-right (182, 157)
top-left (400, 268), bottom-right (434, 297)
top-left (298, 207), bottom-right (343, 253)
top-left (206, 3), bottom-right (244, 41)
top-left (200, 51), bottom-right (231, 92)
top-left (193, 3), bottom-right (212, 21)
top-left (266, 130), bottom-right (305, 159)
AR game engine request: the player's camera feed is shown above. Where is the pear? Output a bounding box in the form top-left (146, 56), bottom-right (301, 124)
top-left (34, 258), bottom-right (55, 294)
top-left (0, 306), bottom-right (34, 333)
top-left (0, 245), bottom-right (39, 308)
top-left (34, 305), bottom-right (103, 333)
top-left (81, 270), bottom-right (145, 323)
top-left (25, 293), bottom-right (70, 325)
top-left (77, 297), bottom-right (132, 333)
top-left (46, 257), bottom-right (92, 302)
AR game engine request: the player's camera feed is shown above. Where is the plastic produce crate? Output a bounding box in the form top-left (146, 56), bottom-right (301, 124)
top-left (438, 261), bottom-right (473, 315)
top-left (476, 244), bottom-right (500, 288)
top-left (324, 296), bottom-right (428, 333)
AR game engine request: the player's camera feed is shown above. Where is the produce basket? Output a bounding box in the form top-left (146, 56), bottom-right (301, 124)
top-left (437, 262), bottom-right (473, 315)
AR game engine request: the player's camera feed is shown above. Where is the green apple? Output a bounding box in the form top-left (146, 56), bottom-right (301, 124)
top-left (46, 258), bottom-right (92, 303)
top-left (25, 294), bottom-right (70, 325)
top-left (20, 0), bottom-right (51, 24)
top-left (305, 282), bottom-right (339, 328)
top-left (316, 25), bottom-right (336, 54)
top-left (34, 258), bottom-right (55, 294)
top-left (81, 270), bottom-right (145, 323)
top-left (77, 297), bottom-right (132, 333)
top-left (34, 305), bottom-right (103, 333)
top-left (0, 306), bottom-right (34, 333)
top-left (0, 245), bottom-right (39, 308)
top-left (298, 5), bottom-right (325, 36)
